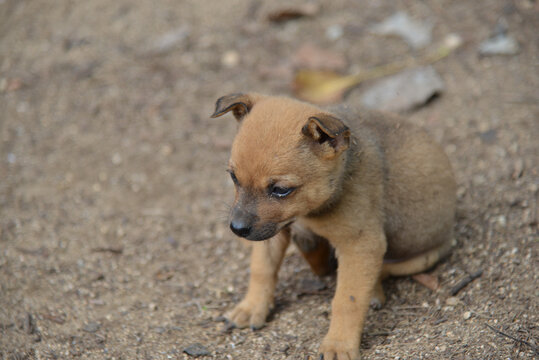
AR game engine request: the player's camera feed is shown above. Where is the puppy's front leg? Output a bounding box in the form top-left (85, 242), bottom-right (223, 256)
top-left (225, 229), bottom-right (290, 329)
top-left (320, 233), bottom-right (386, 360)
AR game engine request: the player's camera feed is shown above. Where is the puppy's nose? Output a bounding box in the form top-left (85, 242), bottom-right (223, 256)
top-left (230, 220), bottom-right (252, 238)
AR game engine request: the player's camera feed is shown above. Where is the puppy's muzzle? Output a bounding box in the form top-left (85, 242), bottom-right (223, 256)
top-left (229, 206), bottom-right (294, 241)
top-left (230, 219), bottom-right (252, 238)
top-left (229, 207), bottom-right (257, 239)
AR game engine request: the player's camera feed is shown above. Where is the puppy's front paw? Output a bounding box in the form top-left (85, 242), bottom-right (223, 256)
top-left (319, 336), bottom-right (359, 360)
top-left (224, 298), bottom-right (272, 330)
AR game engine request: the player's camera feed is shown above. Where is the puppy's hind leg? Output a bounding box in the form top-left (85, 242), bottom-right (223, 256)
top-left (372, 239), bottom-right (455, 310)
top-left (383, 239), bottom-right (455, 277)
top-left (291, 224), bottom-right (337, 277)
top-left (370, 275), bottom-right (387, 310)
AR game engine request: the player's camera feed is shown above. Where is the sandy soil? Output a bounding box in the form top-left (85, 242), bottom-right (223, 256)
top-left (1, 1), bottom-right (537, 359)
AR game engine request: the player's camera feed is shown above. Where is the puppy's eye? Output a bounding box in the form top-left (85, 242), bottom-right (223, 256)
top-left (270, 185), bottom-right (294, 199)
top-left (228, 171), bottom-right (239, 185)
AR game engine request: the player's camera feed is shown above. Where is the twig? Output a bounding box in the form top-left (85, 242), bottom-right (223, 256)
top-left (450, 269), bottom-right (483, 296)
top-left (485, 323), bottom-right (538, 354)
top-left (41, 313), bottom-right (66, 324)
top-left (368, 331), bottom-right (391, 337)
top-left (16, 247), bottom-right (49, 257)
top-left (91, 246), bottom-right (123, 254)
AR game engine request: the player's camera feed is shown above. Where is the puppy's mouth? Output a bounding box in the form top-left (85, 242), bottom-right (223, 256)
top-left (245, 219), bottom-right (296, 241)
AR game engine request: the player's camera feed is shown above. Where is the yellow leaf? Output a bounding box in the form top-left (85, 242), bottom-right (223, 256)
top-left (293, 70), bottom-right (359, 104)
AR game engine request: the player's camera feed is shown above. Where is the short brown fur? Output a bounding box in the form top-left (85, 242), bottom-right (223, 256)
top-left (212, 94), bottom-right (457, 360)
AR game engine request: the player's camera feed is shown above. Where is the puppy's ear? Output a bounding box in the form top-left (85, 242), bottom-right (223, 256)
top-left (211, 93), bottom-right (255, 121)
top-left (302, 114), bottom-right (350, 157)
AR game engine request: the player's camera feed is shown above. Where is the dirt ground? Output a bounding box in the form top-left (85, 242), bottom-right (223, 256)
top-left (0, 1), bottom-right (537, 359)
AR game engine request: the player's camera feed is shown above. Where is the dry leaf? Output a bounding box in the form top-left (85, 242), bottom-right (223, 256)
top-left (412, 273), bottom-right (439, 290)
top-left (7, 78), bottom-right (24, 92)
top-left (0, 78), bottom-right (24, 93)
top-left (292, 70), bottom-right (359, 104)
top-left (267, 4), bottom-right (319, 23)
top-left (292, 35), bottom-right (462, 104)
top-left (292, 43), bottom-right (347, 71)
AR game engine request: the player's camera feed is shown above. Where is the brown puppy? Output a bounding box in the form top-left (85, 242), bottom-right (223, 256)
top-left (211, 93), bottom-right (456, 360)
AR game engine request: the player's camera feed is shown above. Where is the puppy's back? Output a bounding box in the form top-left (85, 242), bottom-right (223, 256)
top-left (335, 106), bottom-right (457, 260)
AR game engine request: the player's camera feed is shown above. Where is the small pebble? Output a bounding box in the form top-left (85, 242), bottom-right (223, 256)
top-left (479, 129), bottom-right (497, 144)
top-left (435, 345), bottom-right (447, 352)
top-left (165, 237), bottom-right (178, 248)
top-left (443, 33), bottom-right (463, 50)
top-left (143, 27), bottom-right (190, 56)
top-left (7, 153), bottom-right (16, 164)
top-left (361, 66), bottom-right (444, 112)
top-left (445, 296), bottom-right (459, 306)
top-left (463, 311), bottom-right (472, 320)
top-left (221, 51), bottom-right (240, 68)
top-left (153, 326), bottom-right (166, 334)
top-left (111, 153), bottom-right (122, 165)
top-left (160, 144), bottom-right (173, 156)
top-left (370, 11), bottom-right (432, 49)
top-left (116, 227), bottom-right (125, 237)
top-left (183, 343), bottom-right (210, 357)
top-left (82, 322), bottom-right (100, 333)
top-left (326, 24), bottom-right (344, 40)
top-left (479, 33), bottom-right (519, 55)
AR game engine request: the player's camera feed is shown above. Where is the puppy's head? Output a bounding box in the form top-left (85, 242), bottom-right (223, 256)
top-left (212, 93), bottom-right (351, 241)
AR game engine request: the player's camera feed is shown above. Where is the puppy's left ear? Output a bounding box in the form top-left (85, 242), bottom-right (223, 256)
top-left (302, 114), bottom-right (351, 157)
top-left (210, 93), bottom-right (255, 121)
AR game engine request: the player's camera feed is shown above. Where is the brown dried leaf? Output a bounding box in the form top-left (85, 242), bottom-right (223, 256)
top-left (267, 4), bottom-right (319, 23)
top-left (292, 43), bottom-right (347, 71)
top-left (7, 78), bottom-right (24, 92)
top-left (412, 273), bottom-right (439, 291)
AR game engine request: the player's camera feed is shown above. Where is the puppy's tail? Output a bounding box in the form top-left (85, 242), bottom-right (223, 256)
top-left (382, 239), bottom-right (455, 277)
